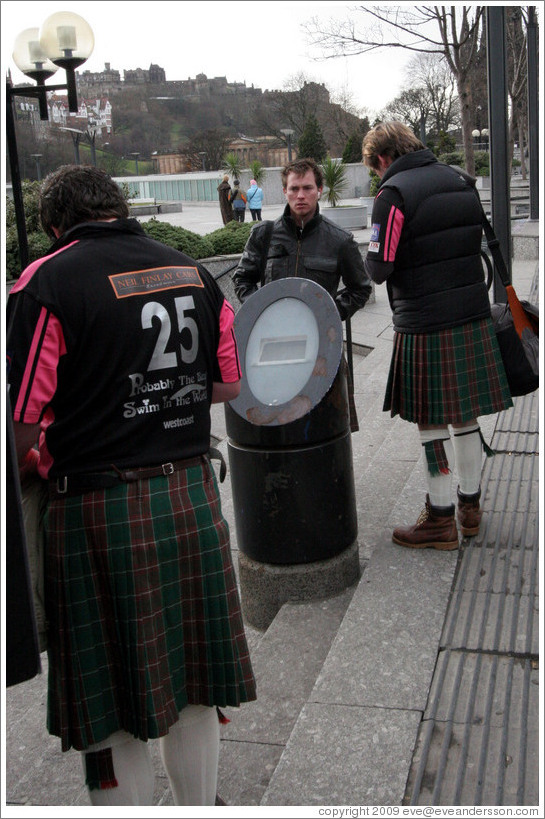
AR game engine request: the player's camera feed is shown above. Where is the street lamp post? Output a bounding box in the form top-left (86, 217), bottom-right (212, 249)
top-left (198, 151), bottom-right (207, 172)
top-left (6, 11), bottom-right (94, 269)
top-left (60, 127), bottom-right (84, 163)
top-left (129, 152), bottom-right (140, 175)
top-left (30, 153), bottom-right (43, 181)
top-left (86, 121), bottom-right (97, 166)
top-left (280, 128), bottom-right (294, 163)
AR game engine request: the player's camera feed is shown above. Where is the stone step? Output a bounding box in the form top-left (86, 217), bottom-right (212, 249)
top-left (261, 531), bottom-right (458, 806)
top-left (216, 586), bottom-right (358, 805)
top-left (216, 343), bottom-right (428, 803)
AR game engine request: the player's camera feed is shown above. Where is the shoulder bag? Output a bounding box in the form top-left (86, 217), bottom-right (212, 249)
top-left (480, 205), bottom-right (539, 397)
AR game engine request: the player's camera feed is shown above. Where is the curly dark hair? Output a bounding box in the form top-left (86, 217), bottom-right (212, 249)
top-left (39, 165), bottom-right (129, 239)
top-left (281, 158), bottom-right (323, 189)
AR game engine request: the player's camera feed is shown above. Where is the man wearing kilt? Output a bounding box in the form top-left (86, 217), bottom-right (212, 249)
top-left (362, 122), bottom-right (512, 550)
top-left (6, 165), bottom-right (256, 805)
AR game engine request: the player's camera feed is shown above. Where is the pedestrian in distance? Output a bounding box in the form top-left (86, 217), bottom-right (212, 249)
top-left (246, 178), bottom-right (264, 221)
top-left (6, 164), bottom-right (256, 806)
top-left (233, 157), bottom-right (372, 431)
top-left (229, 178), bottom-right (247, 222)
top-left (362, 121), bottom-right (512, 550)
top-left (217, 173), bottom-right (233, 224)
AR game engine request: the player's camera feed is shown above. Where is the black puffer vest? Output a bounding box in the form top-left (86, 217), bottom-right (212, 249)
top-left (380, 150), bottom-right (490, 333)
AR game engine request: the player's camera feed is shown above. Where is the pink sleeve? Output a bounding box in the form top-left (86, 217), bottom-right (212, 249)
top-left (13, 307), bottom-right (67, 423)
top-left (383, 206), bottom-right (404, 262)
top-left (10, 241), bottom-right (79, 294)
top-left (217, 299), bottom-right (241, 383)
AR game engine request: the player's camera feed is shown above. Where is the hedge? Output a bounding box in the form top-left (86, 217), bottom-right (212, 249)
top-left (6, 190), bottom-right (256, 280)
top-left (205, 220), bottom-right (254, 255)
top-left (141, 219), bottom-right (215, 260)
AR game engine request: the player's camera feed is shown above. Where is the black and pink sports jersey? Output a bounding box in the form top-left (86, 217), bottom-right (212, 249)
top-left (7, 219), bottom-right (240, 478)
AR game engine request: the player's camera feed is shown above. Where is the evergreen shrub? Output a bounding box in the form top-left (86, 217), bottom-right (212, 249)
top-left (5, 182), bottom-right (51, 280)
top-left (142, 219), bottom-right (214, 259)
top-left (437, 150), bottom-right (466, 168)
top-left (368, 170), bottom-right (381, 196)
top-left (205, 220), bottom-right (253, 256)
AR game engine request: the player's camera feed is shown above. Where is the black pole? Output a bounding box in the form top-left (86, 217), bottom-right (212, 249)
top-left (6, 58), bottom-right (84, 277)
top-left (486, 6), bottom-right (512, 298)
top-left (527, 7), bottom-right (539, 220)
top-left (32, 156), bottom-right (42, 181)
top-left (6, 83), bottom-right (29, 270)
top-left (88, 135), bottom-right (97, 166)
top-left (70, 133), bottom-right (81, 164)
top-left (345, 316), bottom-right (353, 386)
top-left (65, 65), bottom-right (79, 113)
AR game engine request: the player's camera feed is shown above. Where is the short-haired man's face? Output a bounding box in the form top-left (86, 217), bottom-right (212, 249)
top-left (284, 170), bottom-right (322, 223)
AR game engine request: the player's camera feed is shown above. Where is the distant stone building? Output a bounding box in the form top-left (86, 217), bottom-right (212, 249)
top-left (151, 136), bottom-right (291, 175)
top-left (77, 62), bottom-right (123, 95)
top-left (228, 136), bottom-right (292, 167)
top-left (151, 152), bottom-right (192, 174)
top-left (47, 95), bottom-right (113, 136)
top-left (124, 64), bottom-right (166, 85)
top-left (177, 73), bottom-right (262, 98)
top-left (76, 64), bottom-right (262, 102)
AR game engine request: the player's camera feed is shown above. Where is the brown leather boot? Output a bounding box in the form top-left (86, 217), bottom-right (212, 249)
top-left (457, 487), bottom-right (482, 536)
top-left (392, 496), bottom-right (459, 550)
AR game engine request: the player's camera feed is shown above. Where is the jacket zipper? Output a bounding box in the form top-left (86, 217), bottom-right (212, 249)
top-left (295, 227), bottom-right (303, 276)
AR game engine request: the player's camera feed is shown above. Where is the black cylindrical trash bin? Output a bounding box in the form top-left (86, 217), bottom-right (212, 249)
top-left (226, 278), bottom-right (358, 566)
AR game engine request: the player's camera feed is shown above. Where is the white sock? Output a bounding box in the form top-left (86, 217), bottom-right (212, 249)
top-left (83, 731), bottom-right (155, 806)
top-left (452, 423), bottom-right (483, 496)
top-left (419, 427), bottom-right (454, 508)
top-left (159, 705), bottom-right (220, 806)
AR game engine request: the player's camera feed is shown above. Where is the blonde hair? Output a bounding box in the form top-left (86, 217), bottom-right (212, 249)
top-left (362, 122), bottom-right (424, 171)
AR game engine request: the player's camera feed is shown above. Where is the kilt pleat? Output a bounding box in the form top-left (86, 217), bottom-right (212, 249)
top-left (45, 457), bottom-right (256, 751)
top-left (384, 317), bottom-right (513, 424)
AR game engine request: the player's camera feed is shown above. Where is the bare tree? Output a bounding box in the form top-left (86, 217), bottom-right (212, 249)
top-left (186, 129), bottom-right (232, 172)
top-left (405, 52), bottom-right (460, 136)
top-left (381, 87), bottom-right (431, 139)
top-left (506, 6), bottom-right (530, 178)
top-left (304, 5), bottom-right (485, 175)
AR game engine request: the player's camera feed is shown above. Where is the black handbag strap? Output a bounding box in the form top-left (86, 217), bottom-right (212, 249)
top-left (447, 163), bottom-right (510, 288)
top-left (478, 201), bottom-right (510, 288)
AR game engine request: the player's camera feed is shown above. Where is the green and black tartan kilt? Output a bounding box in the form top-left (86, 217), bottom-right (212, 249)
top-left (384, 317), bottom-right (513, 424)
top-left (44, 456), bottom-right (256, 752)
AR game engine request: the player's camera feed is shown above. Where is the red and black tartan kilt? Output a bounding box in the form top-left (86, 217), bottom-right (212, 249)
top-left (44, 456), bottom-right (256, 752)
top-left (384, 317), bottom-right (513, 424)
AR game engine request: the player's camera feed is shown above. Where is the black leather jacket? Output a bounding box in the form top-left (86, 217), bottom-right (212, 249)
top-left (233, 204), bottom-right (372, 320)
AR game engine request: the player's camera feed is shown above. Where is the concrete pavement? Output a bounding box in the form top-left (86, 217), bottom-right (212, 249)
top-left (3, 201), bottom-right (540, 812)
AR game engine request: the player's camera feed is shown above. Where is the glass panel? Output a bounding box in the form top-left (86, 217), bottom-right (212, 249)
top-left (245, 298), bottom-right (319, 406)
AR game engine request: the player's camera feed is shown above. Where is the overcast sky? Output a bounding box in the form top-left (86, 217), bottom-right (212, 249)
top-left (1, 0), bottom-right (413, 116)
